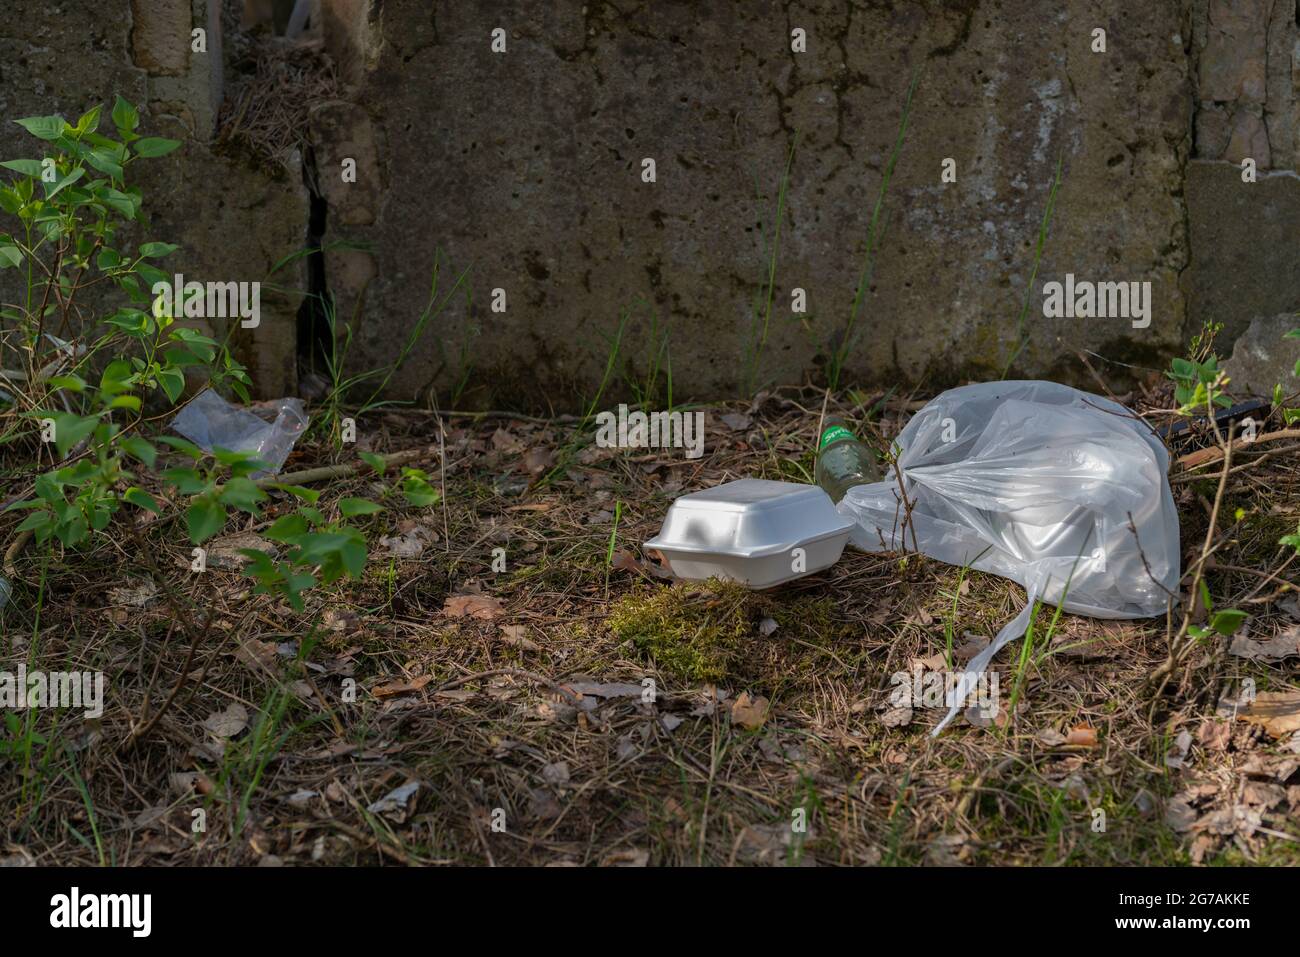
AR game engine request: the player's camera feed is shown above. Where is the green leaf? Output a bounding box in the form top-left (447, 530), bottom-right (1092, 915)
top-left (294, 531), bottom-right (359, 584)
top-left (111, 96), bottom-right (139, 133)
top-left (161, 467), bottom-right (206, 495)
top-left (268, 484), bottom-right (320, 505)
top-left (157, 366), bottom-right (185, 403)
top-left (139, 241), bottom-right (178, 259)
top-left (115, 273), bottom-right (146, 302)
top-left (359, 451), bottom-right (387, 476)
top-left (122, 436), bottom-right (157, 467)
top-left (42, 411), bottom-right (98, 459)
top-left (265, 513), bottom-right (309, 543)
top-left (75, 106), bottom-right (102, 135)
top-left (97, 187), bottom-right (136, 218)
top-left (16, 510), bottom-right (54, 535)
top-left (85, 148), bottom-right (124, 180)
top-left (56, 514), bottom-right (90, 547)
top-left (158, 435), bottom-right (204, 459)
top-left (104, 307), bottom-right (151, 335)
top-left (123, 487), bottom-right (162, 514)
top-left (0, 244), bottom-right (23, 269)
top-left (1284, 328), bottom-right (1300, 340)
top-left (108, 394), bottom-right (142, 412)
top-left (186, 497), bottom-right (226, 545)
top-left (44, 167), bottom-right (84, 200)
top-left (401, 469), bottom-right (440, 507)
top-left (0, 159), bottom-right (44, 178)
top-left (208, 447), bottom-right (267, 479)
top-left (46, 374), bottom-right (86, 393)
top-left (219, 476), bottom-right (267, 513)
top-left (339, 536), bottom-right (367, 577)
top-left (132, 137), bottom-right (181, 159)
top-left (1198, 579), bottom-right (1213, 614)
top-left (134, 260), bottom-right (169, 289)
top-left (1209, 609), bottom-right (1247, 637)
top-left (338, 497), bottom-right (383, 517)
top-left (15, 115), bottom-right (67, 141)
top-left (100, 358), bottom-right (134, 395)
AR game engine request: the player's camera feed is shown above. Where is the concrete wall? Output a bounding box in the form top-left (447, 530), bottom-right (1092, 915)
top-left (2, 1), bottom-right (1298, 409)
top-left (336, 0), bottom-right (1195, 409)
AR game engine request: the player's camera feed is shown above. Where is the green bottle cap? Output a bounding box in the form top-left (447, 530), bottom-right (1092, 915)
top-left (818, 423), bottom-right (856, 451)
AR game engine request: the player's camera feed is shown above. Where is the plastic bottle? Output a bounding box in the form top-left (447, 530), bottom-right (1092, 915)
top-left (814, 415), bottom-right (882, 503)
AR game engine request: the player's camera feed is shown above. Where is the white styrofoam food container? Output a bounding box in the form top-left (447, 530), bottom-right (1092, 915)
top-left (643, 479), bottom-right (855, 589)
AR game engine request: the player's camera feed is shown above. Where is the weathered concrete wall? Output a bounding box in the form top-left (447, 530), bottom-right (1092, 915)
top-left (329, 0), bottom-right (1194, 410)
top-left (3, 0), bottom-right (1296, 409)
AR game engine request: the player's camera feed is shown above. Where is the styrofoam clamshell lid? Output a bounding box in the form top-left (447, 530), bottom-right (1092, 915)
top-left (644, 478), bottom-right (854, 558)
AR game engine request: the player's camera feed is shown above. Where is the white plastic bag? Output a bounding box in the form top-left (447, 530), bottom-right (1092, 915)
top-left (837, 381), bottom-right (1179, 734)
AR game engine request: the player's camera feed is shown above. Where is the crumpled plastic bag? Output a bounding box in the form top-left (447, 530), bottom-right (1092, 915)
top-left (837, 380), bottom-right (1179, 734)
top-left (171, 388), bottom-right (308, 476)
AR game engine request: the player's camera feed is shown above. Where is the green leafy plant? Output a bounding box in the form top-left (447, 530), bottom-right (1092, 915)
top-left (2, 98), bottom-right (251, 547)
top-left (1166, 320), bottom-right (1230, 413)
top-left (358, 451), bottom-right (441, 508)
top-left (240, 483), bottom-right (377, 612)
top-left (1186, 579), bottom-right (1247, 643)
top-left (1271, 383), bottom-right (1300, 427)
top-left (1279, 523), bottom-right (1300, 555)
top-left (154, 438), bottom-right (268, 542)
top-left (1166, 355), bottom-right (1231, 412)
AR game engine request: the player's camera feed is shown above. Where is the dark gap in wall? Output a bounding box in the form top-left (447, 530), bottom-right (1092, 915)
top-left (295, 145), bottom-right (333, 395)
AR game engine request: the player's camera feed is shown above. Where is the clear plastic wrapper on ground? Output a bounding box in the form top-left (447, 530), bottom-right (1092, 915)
top-left (170, 388), bottom-right (308, 476)
top-left (836, 380), bottom-right (1180, 734)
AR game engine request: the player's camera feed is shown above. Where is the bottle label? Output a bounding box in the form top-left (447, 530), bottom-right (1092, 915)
top-left (818, 424), bottom-right (855, 451)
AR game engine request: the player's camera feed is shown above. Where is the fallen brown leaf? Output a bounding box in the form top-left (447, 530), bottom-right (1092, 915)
top-left (1064, 724), bottom-right (1098, 747)
top-left (523, 446), bottom-right (554, 475)
top-left (1197, 719), bottom-right (1232, 751)
top-left (490, 427), bottom-right (522, 452)
top-left (233, 638), bottom-right (278, 675)
top-left (731, 691), bottom-right (770, 730)
top-left (610, 549), bottom-right (644, 574)
top-left (1237, 690), bottom-right (1300, 738)
top-left (499, 625), bottom-right (541, 652)
top-left (1229, 624), bottom-right (1300, 662)
top-left (443, 593), bottom-right (504, 620)
top-left (107, 579), bottom-right (159, 608)
top-left (880, 705), bottom-right (913, 728)
top-left (203, 703), bottom-right (249, 738)
top-left (372, 674), bottom-right (433, 697)
top-left (206, 531), bottom-right (278, 571)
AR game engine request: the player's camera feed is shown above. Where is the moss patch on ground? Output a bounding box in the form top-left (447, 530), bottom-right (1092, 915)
top-left (608, 579), bottom-right (860, 684)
